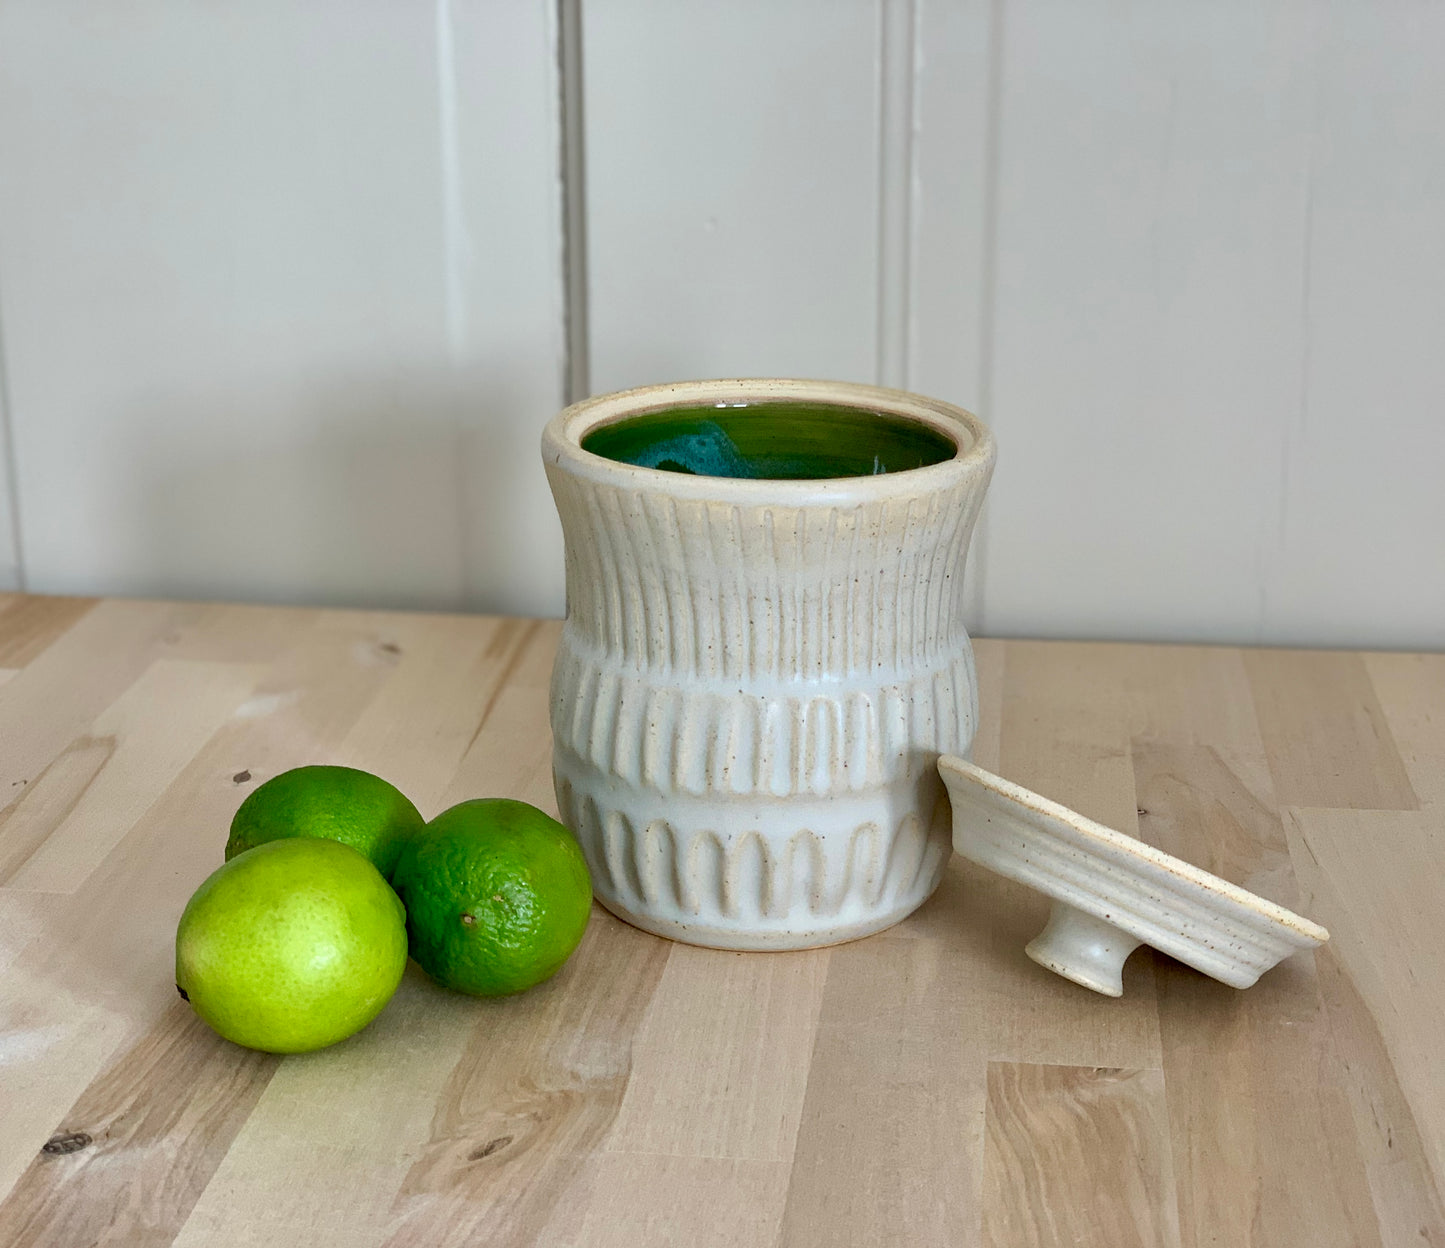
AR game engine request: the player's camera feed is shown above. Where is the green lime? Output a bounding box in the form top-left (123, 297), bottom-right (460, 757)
top-left (225, 765), bottom-right (423, 879)
top-left (392, 799), bottom-right (593, 997)
top-left (175, 838), bottom-right (408, 1053)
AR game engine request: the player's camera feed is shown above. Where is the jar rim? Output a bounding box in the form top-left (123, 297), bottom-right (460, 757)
top-left (542, 378), bottom-right (995, 504)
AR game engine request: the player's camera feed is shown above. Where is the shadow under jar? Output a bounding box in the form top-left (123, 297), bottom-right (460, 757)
top-left (541, 379), bottom-right (995, 950)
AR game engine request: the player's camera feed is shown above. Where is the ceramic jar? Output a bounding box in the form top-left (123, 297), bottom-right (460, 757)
top-left (542, 379), bottom-right (995, 949)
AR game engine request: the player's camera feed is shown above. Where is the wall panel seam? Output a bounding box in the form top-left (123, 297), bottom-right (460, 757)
top-left (0, 282), bottom-right (26, 590)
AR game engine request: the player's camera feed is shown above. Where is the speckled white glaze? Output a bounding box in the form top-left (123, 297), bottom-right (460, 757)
top-left (937, 755), bottom-right (1330, 996)
top-left (542, 380), bottom-right (995, 950)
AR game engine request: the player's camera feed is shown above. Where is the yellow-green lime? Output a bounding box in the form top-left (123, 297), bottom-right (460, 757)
top-left (176, 838), bottom-right (408, 1053)
top-left (391, 799), bottom-right (592, 997)
top-left (226, 765), bottom-right (423, 879)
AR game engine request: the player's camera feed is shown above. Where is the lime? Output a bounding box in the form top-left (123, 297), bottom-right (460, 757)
top-left (391, 799), bottom-right (592, 997)
top-left (225, 765), bottom-right (423, 879)
top-left (176, 838), bottom-right (408, 1053)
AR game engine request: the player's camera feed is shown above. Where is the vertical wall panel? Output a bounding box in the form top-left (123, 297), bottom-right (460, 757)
top-left (447, 0), bottom-right (569, 616)
top-left (0, 0), bottom-right (567, 616)
top-left (907, 0), bottom-right (996, 626)
top-left (1263, 2), bottom-right (1445, 648)
top-left (583, 0), bottom-right (883, 392)
top-left (0, 334), bottom-right (21, 589)
top-left (981, 0), bottom-right (1319, 644)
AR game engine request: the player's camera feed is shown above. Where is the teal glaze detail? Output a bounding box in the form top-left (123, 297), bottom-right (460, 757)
top-left (580, 401), bottom-right (957, 480)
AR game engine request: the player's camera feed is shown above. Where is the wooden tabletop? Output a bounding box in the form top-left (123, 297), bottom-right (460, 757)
top-left (0, 594), bottom-right (1439, 1247)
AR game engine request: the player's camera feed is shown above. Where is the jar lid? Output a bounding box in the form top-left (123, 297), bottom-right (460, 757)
top-left (937, 755), bottom-right (1329, 997)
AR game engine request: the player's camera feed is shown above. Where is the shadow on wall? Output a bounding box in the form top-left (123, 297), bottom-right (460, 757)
top-left (111, 367), bottom-right (566, 618)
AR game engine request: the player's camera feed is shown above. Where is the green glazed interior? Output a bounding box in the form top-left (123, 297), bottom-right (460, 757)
top-left (580, 401), bottom-right (958, 480)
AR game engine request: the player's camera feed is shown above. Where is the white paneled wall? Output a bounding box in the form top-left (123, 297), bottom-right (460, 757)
top-left (981, 0), bottom-right (1445, 648)
top-left (0, 0), bottom-right (567, 616)
top-left (584, 1), bottom-right (884, 391)
top-left (0, 0), bottom-right (1440, 646)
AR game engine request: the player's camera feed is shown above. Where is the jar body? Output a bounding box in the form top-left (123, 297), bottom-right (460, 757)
top-left (543, 381), bottom-right (994, 950)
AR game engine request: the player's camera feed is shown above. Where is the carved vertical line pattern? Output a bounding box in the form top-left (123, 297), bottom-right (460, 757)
top-left (759, 507), bottom-right (776, 682)
top-left (923, 486), bottom-right (966, 661)
top-left (658, 496), bottom-right (681, 671)
top-left (902, 494), bottom-right (921, 670)
top-left (700, 500), bottom-right (721, 681)
top-left (820, 508), bottom-right (832, 681)
top-left (787, 508), bottom-right (802, 678)
top-left (706, 500), bottom-right (728, 683)
top-left (564, 806), bottom-right (956, 928)
top-left (787, 507), bottom-right (802, 677)
top-left (862, 503), bottom-right (879, 672)
top-left (587, 796), bottom-right (617, 895)
top-left (667, 821), bottom-right (690, 913)
top-left (640, 491), bottom-right (667, 673)
top-left (624, 490), bottom-right (652, 670)
top-left (580, 484), bottom-right (610, 655)
top-left (912, 492), bottom-right (934, 665)
top-left (607, 671), bottom-right (631, 784)
top-left (638, 686), bottom-right (660, 790)
top-left (917, 490), bottom-right (948, 664)
top-left (579, 656), bottom-right (602, 762)
top-left (799, 509), bottom-right (815, 678)
top-left (728, 504), bottom-right (751, 683)
top-left (827, 506), bottom-right (843, 678)
top-left (813, 508), bottom-right (829, 680)
top-left (589, 484), bottom-right (624, 660)
top-left (952, 481), bottom-right (980, 638)
top-left (800, 507), bottom-right (815, 678)
top-left (888, 496), bottom-right (907, 673)
top-left (824, 505), bottom-right (842, 679)
top-left (728, 500), bottom-right (748, 684)
top-left (944, 482), bottom-right (982, 640)
top-left (908, 492), bottom-right (932, 668)
top-left (725, 501), bottom-right (744, 683)
top-left (635, 491), bottom-right (657, 670)
top-left (645, 493), bottom-right (667, 667)
top-left (844, 503), bottom-right (862, 676)
top-left (885, 497), bottom-right (903, 671)
top-left (561, 475), bottom-right (988, 679)
top-left (555, 483), bottom-right (593, 646)
top-left (563, 491), bottom-right (592, 647)
top-left (932, 487), bottom-right (965, 657)
top-left (940, 490), bottom-right (972, 649)
top-left (684, 498), bottom-right (710, 684)
top-left (757, 505), bottom-right (780, 687)
top-left (879, 502), bottom-right (893, 670)
top-left (729, 505), bottom-right (749, 685)
top-left (617, 807), bottom-right (647, 904)
top-left (663, 495), bottom-right (685, 674)
top-left (931, 666), bottom-right (952, 756)
top-left (898, 495), bottom-right (915, 671)
top-left (581, 663), bottom-right (605, 771)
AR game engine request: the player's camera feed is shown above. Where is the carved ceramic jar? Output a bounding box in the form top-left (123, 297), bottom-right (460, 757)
top-left (542, 379), bottom-right (995, 949)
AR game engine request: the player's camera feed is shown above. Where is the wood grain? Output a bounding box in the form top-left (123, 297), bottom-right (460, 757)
top-left (1363, 651), bottom-right (1445, 809)
top-left (1245, 649), bottom-right (1418, 810)
top-left (380, 913), bottom-right (671, 1248)
top-left (777, 932), bottom-right (985, 1247)
top-left (1286, 809), bottom-right (1445, 1201)
top-left (0, 595), bottom-right (97, 668)
top-left (604, 944), bottom-right (827, 1162)
top-left (0, 1004), bottom-right (278, 1248)
top-left (5, 660), bottom-right (259, 892)
top-left (981, 1062), bottom-right (1180, 1248)
top-left (1136, 747), bottom-right (1381, 1248)
top-left (0, 598), bottom-right (1440, 1245)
